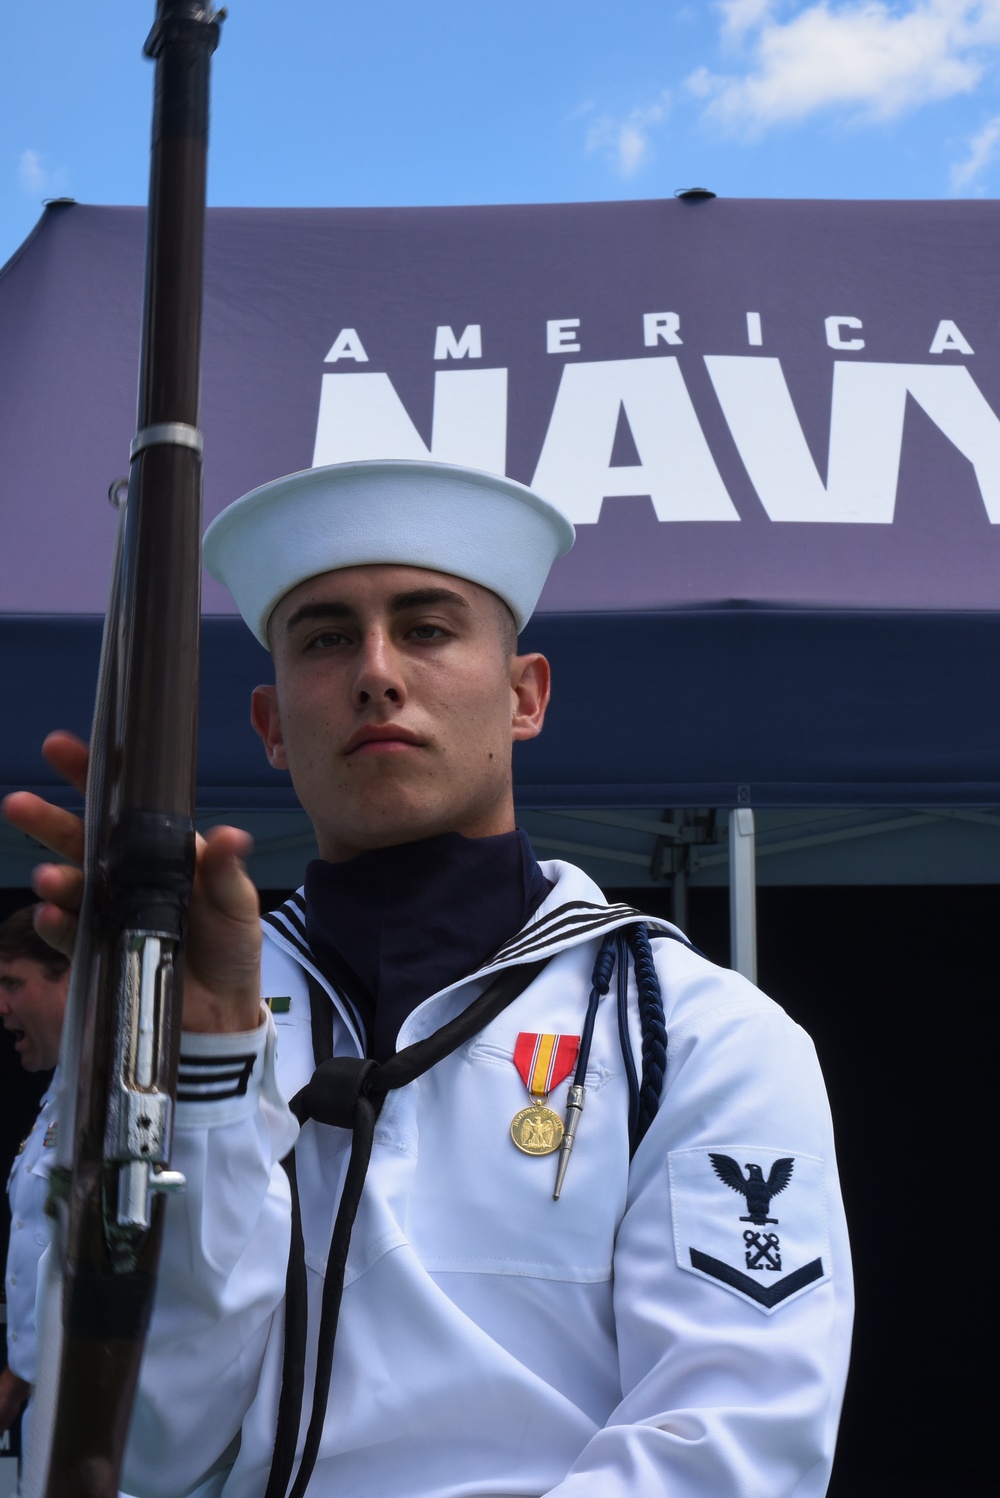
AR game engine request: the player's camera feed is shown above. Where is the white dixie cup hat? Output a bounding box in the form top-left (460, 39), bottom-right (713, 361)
top-left (203, 459), bottom-right (576, 647)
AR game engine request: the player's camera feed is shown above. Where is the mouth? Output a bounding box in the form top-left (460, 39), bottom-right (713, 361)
top-left (344, 725), bottom-right (426, 757)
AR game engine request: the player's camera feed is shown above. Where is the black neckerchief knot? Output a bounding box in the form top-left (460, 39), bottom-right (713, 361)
top-left (289, 1057), bottom-right (377, 1131)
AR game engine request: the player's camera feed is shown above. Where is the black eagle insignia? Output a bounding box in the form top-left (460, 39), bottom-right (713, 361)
top-left (709, 1154), bottom-right (795, 1225)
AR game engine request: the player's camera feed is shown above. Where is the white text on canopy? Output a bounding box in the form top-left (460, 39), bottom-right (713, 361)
top-left (708, 359), bottom-right (1000, 523)
top-left (313, 369), bottom-right (508, 476)
top-left (311, 357), bottom-right (1000, 525)
top-left (532, 358), bottom-right (738, 523)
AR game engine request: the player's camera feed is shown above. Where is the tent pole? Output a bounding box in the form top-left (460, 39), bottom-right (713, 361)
top-left (728, 807), bottom-right (758, 983)
top-left (671, 865), bottom-right (688, 931)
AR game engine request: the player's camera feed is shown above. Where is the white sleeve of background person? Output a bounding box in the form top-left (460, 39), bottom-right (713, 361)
top-left (122, 1012), bottom-right (298, 1498)
top-left (4, 1089), bottom-right (56, 1383)
top-left (545, 940), bottom-right (853, 1498)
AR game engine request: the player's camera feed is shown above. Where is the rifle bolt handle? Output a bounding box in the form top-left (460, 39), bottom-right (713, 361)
top-left (149, 1168), bottom-right (187, 1194)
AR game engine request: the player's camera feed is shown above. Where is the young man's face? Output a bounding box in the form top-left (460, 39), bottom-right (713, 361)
top-left (251, 565), bottom-right (550, 862)
top-left (0, 956), bottom-right (67, 1071)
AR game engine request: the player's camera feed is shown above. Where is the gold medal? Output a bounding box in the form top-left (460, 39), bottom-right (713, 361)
top-left (510, 1102), bottom-right (565, 1156)
top-left (509, 1033), bottom-right (580, 1158)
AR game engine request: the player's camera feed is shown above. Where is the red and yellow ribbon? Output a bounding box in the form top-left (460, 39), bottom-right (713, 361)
top-left (513, 1032), bottom-right (580, 1099)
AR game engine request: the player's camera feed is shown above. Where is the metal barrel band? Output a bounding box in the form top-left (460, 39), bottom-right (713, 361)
top-left (130, 422), bottom-right (204, 461)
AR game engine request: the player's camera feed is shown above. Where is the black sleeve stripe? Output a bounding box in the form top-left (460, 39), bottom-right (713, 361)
top-left (180, 1054), bottom-right (257, 1068)
top-left (176, 1052), bottom-right (256, 1103)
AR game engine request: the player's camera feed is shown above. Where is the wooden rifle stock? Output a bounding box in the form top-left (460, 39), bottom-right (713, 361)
top-left (23, 7), bottom-right (223, 1495)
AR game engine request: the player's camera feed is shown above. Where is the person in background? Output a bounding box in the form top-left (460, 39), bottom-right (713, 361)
top-left (0, 907), bottom-right (68, 1441)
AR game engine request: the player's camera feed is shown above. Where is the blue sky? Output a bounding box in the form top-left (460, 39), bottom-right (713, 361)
top-left (3, 1), bottom-right (1000, 269)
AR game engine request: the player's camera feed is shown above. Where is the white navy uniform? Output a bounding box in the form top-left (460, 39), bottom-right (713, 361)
top-left (123, 862), bottom-right (852, 1498)
top-left (5, 1075), bottom-right (57, 1386)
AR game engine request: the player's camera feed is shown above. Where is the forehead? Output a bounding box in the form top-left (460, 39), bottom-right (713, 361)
top-left (269, 563), bottom-right (491, 635)
top-left (0, 956), bottom-right (45, 984)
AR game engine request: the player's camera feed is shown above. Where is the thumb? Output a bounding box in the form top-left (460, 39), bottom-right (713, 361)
top-left (197, 826), bottom-right (258, 921)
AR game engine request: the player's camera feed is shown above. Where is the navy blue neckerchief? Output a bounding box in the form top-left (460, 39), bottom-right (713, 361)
top-left (304, 829), bottom-right (552, 1062)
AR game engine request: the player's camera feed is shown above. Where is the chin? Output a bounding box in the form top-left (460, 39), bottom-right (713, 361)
top-left (320, 808), bottom-right (431, 856)
top-left (321, 802), bottom-right (457, 859)
top-left (361, 815), bottom-right (446, 852)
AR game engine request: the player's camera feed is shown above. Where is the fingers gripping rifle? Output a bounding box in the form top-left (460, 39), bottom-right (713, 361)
top-left (24, 7), bottom-right (224, 1496)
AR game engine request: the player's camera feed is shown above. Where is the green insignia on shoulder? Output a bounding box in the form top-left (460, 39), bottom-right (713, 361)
top-left (266, 995), bottom-right (291, 1015)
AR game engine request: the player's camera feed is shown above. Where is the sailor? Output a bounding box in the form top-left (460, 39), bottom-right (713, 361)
top-left (7, 459), bottom-right (853, 1498)
top-left (0, 907), bottom-right (69, 1452)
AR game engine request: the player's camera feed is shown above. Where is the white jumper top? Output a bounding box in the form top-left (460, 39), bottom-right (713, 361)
top-left (123, 862), bottom-right (853, 1498)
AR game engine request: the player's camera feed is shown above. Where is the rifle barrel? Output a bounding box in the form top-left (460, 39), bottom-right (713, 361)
top-left (26, 8), bottom-right (223, 1496)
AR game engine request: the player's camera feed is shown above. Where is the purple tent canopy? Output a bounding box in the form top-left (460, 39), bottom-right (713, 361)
top-left (4, 197), bottom-right (1000, 808)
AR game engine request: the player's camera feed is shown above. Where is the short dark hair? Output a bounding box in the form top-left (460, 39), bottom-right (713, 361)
top-left (0, 906), bottom-right (70, 978)
top-left (492, 593), bottom-right (519, 660)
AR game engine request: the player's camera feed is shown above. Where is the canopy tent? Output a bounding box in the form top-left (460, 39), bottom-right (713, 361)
top-left (5, 199), bottom-right (995, 1496)
top-left (4, 197), bottom-right (1000, 921)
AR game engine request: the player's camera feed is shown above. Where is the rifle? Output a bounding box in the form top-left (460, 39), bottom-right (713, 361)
top-left (23, 6), bottom-right (224, 1494)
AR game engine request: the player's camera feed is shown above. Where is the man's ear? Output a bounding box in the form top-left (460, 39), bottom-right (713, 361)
top-left (251, 685), bottom-right (289, 769)
top-left (510, 653), bottom-right (551, 743)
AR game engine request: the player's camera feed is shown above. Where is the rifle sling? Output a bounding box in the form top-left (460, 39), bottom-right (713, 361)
top-left (266, 955), bottom-right (551, 1498)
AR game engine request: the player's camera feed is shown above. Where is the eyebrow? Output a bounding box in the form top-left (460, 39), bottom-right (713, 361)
top-left (283, 587), bottom-right (470, 635)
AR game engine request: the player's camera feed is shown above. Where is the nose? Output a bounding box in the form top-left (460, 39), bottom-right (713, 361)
top-left (352, 627), bottom-right (407, 709)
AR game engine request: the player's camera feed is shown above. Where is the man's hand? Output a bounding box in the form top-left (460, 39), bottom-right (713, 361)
top-left (2, 732), bottom-right (263, 1034)
top-left (0, 1365), bottom-right (30, 1435)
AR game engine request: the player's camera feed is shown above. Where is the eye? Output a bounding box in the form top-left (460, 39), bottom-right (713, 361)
top-left (304, 627), bottom-right (350, 651)
top-left (405, 617), bottom-right (457, 643)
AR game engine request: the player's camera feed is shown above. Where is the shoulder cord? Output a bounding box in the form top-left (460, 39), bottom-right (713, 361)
top-left (615, 930), bottom-right (640, 1146)
top-left (573, 931), bottom-right (616, 1087)
top-left (627, 923), bottom-right (668, 1154)
top-left (577, 923), bottom-right (669, 1159)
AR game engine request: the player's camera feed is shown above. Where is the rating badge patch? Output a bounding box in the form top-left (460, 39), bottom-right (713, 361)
top-left (668, 1145), bottom-right (831, 1315)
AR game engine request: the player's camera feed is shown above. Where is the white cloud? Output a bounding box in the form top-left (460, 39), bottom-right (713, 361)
top-left (585, 92), bottom-right (671, 176)
top-left (17, 148), bottom-right (67, 199)
top-left (950, 112), bottom-right (1000, 187)
top-left (19, 149), bottom-right (48, 196)
top-left (720, 0), bottom-right (780, 39)
top-left (693, 1), bottom-right (1000, 132)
